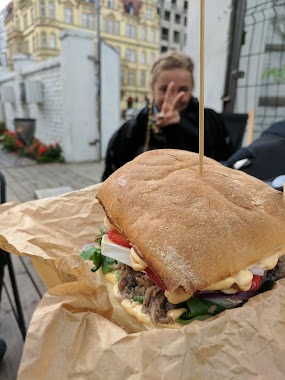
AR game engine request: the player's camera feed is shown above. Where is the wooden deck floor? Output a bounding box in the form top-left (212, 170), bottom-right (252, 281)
top-left (0, 148), bottom-right (104, 379)
top-left (0, 255), bottom-right (47, 380)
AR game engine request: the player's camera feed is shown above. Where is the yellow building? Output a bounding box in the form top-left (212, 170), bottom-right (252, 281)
top-left (5, 0), bottom-right (159, 110)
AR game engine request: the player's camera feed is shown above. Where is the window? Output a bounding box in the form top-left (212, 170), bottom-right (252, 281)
top-left (184, 17), bottom-right (187, 26)
top-left (125, 48), bottom-right (136, 63)
top-left (25, 40), bottom-right (29, 54)
top-left (127, 71), bottom-right (136, 86)
top-left (108, 19), bottom-right (114, 33)
top-left (172, 0), bottom-right (177, 6)
top-left (164, 10), bottom-right (170, 21)
top-left (126, 24), bottom-right (136, 38)
top-left (125, 2), bottom-right (134, 15)
top-left (32, 36), bottom-right (36, 51)
top-left (175, 14), bottom-right (180, 24)
top-left (108, 0), bottom-right (114, 8)
top-left (49, 1), bottom-right (55, 18)
top-left (89, 14), bottom-right (94, 29)
top-left (31, 7), bottom-right (35, 22)
top-left (23, 14), bottom-right (28, 29)
top-left (64, 8), bottom-right (73, 24)
top-left (173, 30), bottom-right (180, 43)
top-left (115, 21), bottom-right (120, 35)
top-left (141, 51), bottom-right (146, 64)
top-left (103, 17), bottom-right (107, 32)
top-left (41, 32), bottom-right (47, 48)
top-left (150, 52), bottom-right (155, 65)
top-left (121, 69), bottom-right (125, 85)
top-left (82, 13), bottom-right (87, 27)
top-left (150, 29), bottom-right (155, 42)
top-left (184, 1), bottom-right (188, 10)
top-left (130, 50), bottom-right (136, 63)
top-left (161, 46), bottom-right (168, 53)
top-left (40, 0), bottom-right (45, 17)
top-left (141, 27), bottom-right (146, 41)
top-left (125, 48), bottom-right (131, 61)
top-left (146, 8), bottom-right (152, 19)
top-left (50, 32), bottom-right (56, 48)
top-left (161, 27), bottom-right (169, 41)
top-left (140, 71), bottom-right (146, 87)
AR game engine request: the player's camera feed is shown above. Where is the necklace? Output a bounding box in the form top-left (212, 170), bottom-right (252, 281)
top-left (143, 105), bottom-right (164, 152)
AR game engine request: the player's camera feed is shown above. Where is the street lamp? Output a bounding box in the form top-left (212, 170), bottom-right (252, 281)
top-left (95, 0), bottom-right (102, 160)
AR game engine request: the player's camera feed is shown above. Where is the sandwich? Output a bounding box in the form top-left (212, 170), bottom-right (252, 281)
top-left (83, 149), bottom-right (285, 332)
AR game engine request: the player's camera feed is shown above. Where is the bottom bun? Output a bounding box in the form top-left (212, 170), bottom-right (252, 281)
top-left (97, 269), bottom-right (183, 333)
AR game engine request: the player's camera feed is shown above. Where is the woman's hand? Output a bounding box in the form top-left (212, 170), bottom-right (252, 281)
top-left (155, 82), bottom-right (186, 127)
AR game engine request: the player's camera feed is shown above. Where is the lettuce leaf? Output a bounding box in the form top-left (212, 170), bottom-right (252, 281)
top-left (177, 297), bottom-right (226, 325)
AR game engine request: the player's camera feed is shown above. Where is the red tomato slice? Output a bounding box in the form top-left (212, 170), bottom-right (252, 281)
top-left (249, 275), bottom-right (261, 291)
top-left (145, 267), bottom-right (166, 291)
top-left (106, 230), bottom-right (131, 248)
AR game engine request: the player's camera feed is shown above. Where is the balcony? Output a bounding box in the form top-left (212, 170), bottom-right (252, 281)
top-left (6, 27), bottom-right (23, 40)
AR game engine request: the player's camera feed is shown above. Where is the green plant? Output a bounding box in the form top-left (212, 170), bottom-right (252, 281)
top-left (36, 143), bottom-right (64, 163)
top-left (2, 129), bottom-right (65, 163)
top-left (2, 131), bottom-right (24, 152)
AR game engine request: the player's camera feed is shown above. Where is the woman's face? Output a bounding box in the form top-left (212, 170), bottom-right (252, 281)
top-left (152, 68), bottom-right (193, 111)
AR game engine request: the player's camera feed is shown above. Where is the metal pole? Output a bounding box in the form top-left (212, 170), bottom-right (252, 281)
top-left (95, 0), bottom-right (102, 160)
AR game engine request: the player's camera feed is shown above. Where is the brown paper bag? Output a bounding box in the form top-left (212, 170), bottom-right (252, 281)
top-left (0, 184), bottom-right (284, 379)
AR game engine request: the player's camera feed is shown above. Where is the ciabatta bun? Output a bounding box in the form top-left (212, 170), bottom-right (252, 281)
top-left (96, 149), bottom-right (285, 295)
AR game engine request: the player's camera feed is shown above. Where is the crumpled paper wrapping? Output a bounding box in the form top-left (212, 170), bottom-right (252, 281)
top-left (0, 184), bottom-right (285, 379)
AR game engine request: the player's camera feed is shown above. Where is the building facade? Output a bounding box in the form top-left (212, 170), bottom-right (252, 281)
top-left (4, 0), bottom-right (159, 111)
top-left (156, 0), bottom-right (188, 53)
top-left (0, 6), bottom-right (9, 67)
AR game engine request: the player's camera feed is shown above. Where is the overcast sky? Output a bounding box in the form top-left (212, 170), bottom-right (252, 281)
top-left (0, 0), bottom-right (10, 13)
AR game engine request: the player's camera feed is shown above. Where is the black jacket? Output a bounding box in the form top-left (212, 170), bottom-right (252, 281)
top-left (102, 98), bottom-right (233, 180)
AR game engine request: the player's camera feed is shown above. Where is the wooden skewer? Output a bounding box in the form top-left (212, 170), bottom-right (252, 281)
top-left (199, 0), bottom-right (205, 176)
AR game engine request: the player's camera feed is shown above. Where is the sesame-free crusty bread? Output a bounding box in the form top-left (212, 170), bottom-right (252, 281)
top-left (96, 149), bottom-right (285, 295)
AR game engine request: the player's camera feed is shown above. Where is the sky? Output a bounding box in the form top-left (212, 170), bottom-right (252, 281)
top-left (0, 0), bottom-right (10, 13)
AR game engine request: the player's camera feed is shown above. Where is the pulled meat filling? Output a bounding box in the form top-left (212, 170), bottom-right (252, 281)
top-left (116, 263), bottom-right (175, 324)
top-left (112, 255), bottom-right (285, 325)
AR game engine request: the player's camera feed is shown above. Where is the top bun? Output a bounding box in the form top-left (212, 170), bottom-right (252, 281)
top-left (96, 149), bottom-right (285, 295)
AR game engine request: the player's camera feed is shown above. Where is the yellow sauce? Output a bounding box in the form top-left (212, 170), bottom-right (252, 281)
top-left (204, 250), bottom-right (283, 294)
top-left (130, 248), bottom-right (148, 271)
top-left (164, 289), bottom-right (192, 304)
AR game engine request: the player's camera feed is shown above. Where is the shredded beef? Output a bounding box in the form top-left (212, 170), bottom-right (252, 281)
top-left (116, 263), bottom-right (175, 324)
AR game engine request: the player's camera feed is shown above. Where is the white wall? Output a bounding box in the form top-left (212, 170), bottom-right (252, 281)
top-left (60, 29), bottom-right (99, 162)
top-left (186, 0), bottom-right (232, 112)
top-left (22, 58), bottom-right (63, 145)
top-left (100, 41), bottom-right (120, 158)
top-left (0, 29), bottom-right (120, 162)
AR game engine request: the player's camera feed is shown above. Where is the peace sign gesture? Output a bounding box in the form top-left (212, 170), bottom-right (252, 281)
top-left (155, 81), bottom-right (186, 127)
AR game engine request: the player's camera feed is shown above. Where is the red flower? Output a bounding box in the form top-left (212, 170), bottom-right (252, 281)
top-left (37, 145), bottom-right (49, 157)
top-left (16, 140), bottom-right (24, 148)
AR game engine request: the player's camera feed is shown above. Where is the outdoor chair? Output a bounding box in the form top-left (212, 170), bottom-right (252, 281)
top-left (224, 119), bottom-right (285, 182)
top-left (220, 112), bottom-right (249, 154)
top-left (220, 109), bottom-right (256, 154)
top-left (0, 171), bottom-right (26, 340)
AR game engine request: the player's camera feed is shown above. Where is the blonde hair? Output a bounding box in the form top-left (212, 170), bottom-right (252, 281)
top-left (150, 51), bottom-right (194, 88)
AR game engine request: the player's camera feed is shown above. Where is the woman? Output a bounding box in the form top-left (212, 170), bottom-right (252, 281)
top-left (102, 51), bottom-right (233, 180)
